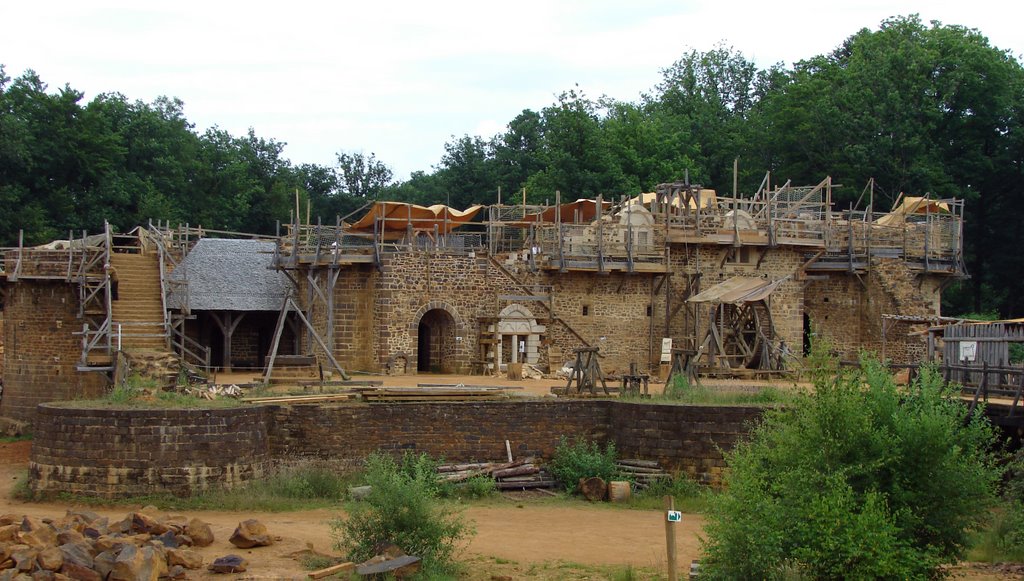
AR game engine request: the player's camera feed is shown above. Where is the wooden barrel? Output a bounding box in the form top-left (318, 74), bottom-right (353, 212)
top-left (507, 362), bottom-right (523, 380)
top-left (608, 480), bottom-right (631, 502)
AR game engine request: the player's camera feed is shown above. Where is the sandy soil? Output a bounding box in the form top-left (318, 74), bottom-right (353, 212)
top-left (0, 439), bottom-right (704, 579)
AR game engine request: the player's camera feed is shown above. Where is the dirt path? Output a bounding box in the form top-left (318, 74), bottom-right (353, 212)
top-left (0, 440), bottom-right (702, 579)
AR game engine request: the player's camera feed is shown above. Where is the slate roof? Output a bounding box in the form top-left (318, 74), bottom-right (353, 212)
top-left (167, 238), bottom-right (289, 312)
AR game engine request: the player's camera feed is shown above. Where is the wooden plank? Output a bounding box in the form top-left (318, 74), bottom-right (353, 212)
top-left (308, 562), bottom-right (355, 579)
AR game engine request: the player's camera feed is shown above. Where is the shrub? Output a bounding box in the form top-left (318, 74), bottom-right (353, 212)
top-left (700, 353), bottom-right (1001, 579)
top-left (459, 475), bottom-right (497, 499)
top-left (549, 436), bottom-right (619, 494)
top-left (332, 453), bottom-right (472, 574)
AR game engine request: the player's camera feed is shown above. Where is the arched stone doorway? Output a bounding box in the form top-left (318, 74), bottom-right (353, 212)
top-left (417, 308), bottom-right (457, 373)
top-left (496, 304), bottom-right (546, 369)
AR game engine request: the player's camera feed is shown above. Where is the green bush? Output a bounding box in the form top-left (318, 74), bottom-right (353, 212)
top-left (700, 353), bottom-right (1001, 579)
top-left (549, 436), bottom-right (619, 494)
top-left (459, 475), bottom-right (497, 499)
top-left (332, 453), bottom-right (472, 574)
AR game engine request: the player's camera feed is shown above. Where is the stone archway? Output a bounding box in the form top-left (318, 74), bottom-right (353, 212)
top-left (411, 302), bottom-right (466, 374)
top-left (496, 304), bottom-right (546, 368)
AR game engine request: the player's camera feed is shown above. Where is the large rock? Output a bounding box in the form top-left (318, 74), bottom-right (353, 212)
top-left (10, 548), bottom-right (37, 572)
top-left (207, 555), bottom-right (247, 574)
top-left (165, 565), bottom-right (186, 580)
top-left (60, 560), bottom-right (101, 581)
top-left (55, 531), bottom-right (84, 547)
top-left (0, 527), bottom-right (19, 543)
top-left (91, 552), bottom-right (116, 581)
top-left (109, 545), bottom-right (142, 581)
top-left (129, 513), bottom-right (160, 535)
top-left (110, 545), bottom-right (166, 581)
top-left (166, 549), bottom-right (202, 570)
top-left (18, 518), bottom-right (56, 549)
top-left (184, 519), bottom-right (213, 548)
top-left (92, 536), bottom-right (131, 554)
top-left (57, 541), bottom-right (94, 570)
top-left (34, 547), bottom-right (62, 572)
top-left (150, 531), bottom-right (178, 550)
top-left (228, 520), bottom-right (272, 549)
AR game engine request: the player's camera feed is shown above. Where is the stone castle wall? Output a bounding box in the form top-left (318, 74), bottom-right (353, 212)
top-left (30, 399), bottom-right (764, 497)
top-left (0, 282), bottom-right (106, 424)
top-left (30, 404), bottom-right (272, 498)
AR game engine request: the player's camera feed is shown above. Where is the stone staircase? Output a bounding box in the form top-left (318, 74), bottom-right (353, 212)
top-left (109, 253), bottom-right (168, 352)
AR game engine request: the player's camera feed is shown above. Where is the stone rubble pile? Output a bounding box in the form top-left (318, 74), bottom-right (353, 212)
top-left (0, 508), bottom-right (275, 580)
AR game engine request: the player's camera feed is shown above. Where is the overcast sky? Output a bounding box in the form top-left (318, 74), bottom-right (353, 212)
top-left (3, 1), bottom-right (1023, 180)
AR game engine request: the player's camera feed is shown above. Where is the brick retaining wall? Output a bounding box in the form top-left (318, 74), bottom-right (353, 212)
top-left (29, 400), bottom-right (764, 497)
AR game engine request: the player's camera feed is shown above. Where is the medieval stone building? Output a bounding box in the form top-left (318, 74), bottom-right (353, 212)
top-left (0, 178), bottom-right (964, 425)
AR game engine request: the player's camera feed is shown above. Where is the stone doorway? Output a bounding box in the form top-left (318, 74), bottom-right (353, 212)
top-left (496, 304), bottom-right (546, 369)
top-left (417, 308), bottom-right (456, 373)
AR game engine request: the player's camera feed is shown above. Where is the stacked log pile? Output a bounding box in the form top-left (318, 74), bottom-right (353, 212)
top-left (615, 459), bottom-right (669, 490)
top-left (437, 458), bottom-right (555, 490)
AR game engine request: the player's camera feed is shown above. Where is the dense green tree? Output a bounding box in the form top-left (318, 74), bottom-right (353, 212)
top-left (701, 355), bottom-right (1000, 579)
top-left (434, 135), bottom-right (500, 209)
top-left (493, 109), bottom-right (544, 194)
top-left (527, 88), bottom-right (623, 202)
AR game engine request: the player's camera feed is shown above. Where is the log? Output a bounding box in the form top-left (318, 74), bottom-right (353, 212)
top-left (441, 458), bottom-right (531, 483)
top-left (580, 477), bottom-right (608, 501)
top-left (309, 562), bottom-right (355, 579)
top-left (437, 462), bottom-right (493, 473)
top-left (495, 479), bottom-right (557, 490)
top-left (617, 459), bottom-right (661, 468)
top-left (493, 465), bottom-right (540, 479)
top-left (615, 465), bottom-right (665, 474)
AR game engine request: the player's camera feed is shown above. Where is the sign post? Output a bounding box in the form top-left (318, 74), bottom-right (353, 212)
top-left (665, 495), bottom-right (678, 581)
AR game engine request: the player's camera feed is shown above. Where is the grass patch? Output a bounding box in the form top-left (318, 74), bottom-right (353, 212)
top-left (628, 474), bottom-right (715, 513)
top-left (517, 559), bottom-right (665, 580)
top-left (625, 375), bottom-right (799, 406)
top-left (33, 460), bottom-right (355, 512)
top-left (969, 503), bottom-right (1024, 563)
top-left (0, 435), bottom-right (32, 444)
top-left (54, 373), bottom-right (243, 409)
top-left (10, 470), bottom-right (32, 502)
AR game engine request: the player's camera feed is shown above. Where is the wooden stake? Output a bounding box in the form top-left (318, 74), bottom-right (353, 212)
top-left (505, 439), bottom-right (513, 462)
top-left (665, 495), bottom-right (678, 581)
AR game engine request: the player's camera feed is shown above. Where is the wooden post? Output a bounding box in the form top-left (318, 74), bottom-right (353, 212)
top-left (665, 495), bottom-right (678, 581)
top-left (596, 194), bottom-right (604, 273)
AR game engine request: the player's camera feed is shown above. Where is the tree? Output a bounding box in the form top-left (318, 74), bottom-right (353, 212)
top-left (336, 151), bottom-right (394, 199)
top-left (700, 354), bottom-right (1000, 579)
top-left (434, 134), bottom-right (499, 209)
top-left (528, 87), bottom-right (622, 202)
top-left (493, 109), bottom-right (544, 194)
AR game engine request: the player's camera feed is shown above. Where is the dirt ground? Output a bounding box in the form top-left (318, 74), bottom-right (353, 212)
top-left (0, 439), bottom-right (704, 579)
top-left (2, 373), bottom-right (1018, 579)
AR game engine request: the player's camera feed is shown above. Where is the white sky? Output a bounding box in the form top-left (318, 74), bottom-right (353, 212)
top-left (3, 1), bottom-right (1022, 180)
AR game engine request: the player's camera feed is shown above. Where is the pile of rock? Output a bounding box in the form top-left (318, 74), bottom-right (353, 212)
top-left (0, 508), bottom-right (274, 579)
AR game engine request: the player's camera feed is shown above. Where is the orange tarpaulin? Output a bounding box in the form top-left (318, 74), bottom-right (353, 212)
top-left (348, 202), bottom-right (484, 233)
top-left (516, 199), bottom-right (611, 224)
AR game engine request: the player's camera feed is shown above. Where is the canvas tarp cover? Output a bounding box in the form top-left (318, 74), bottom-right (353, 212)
top-left (686, 276), bottom-right (785, 305)
top-left (516, 199), bottom-right (611, 224)
top-left (875, 196), bottom-right (950, 226)
top-left (349, 202), bottom-right (484, 233)
top-left (629, 190), bottom-right (718, 210)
